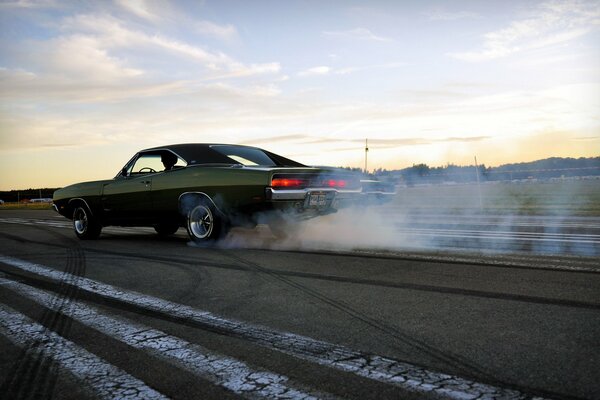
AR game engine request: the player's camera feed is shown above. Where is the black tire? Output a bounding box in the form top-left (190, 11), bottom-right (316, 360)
top-left (186, 200), bottom-right (226, 243)
top-left (154, 223), bottom-right (180, 237)
top-left (72, 206), bottom-right (102, 240)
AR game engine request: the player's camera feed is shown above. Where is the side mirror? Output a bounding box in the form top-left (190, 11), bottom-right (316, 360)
top-left (120, 168), bottom-right (128, 177)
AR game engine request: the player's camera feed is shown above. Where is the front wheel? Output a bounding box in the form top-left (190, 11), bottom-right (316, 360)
top-left (73, 206), bottom-right (102, 239)
top-left (186, 202), bottom-right (227, 243)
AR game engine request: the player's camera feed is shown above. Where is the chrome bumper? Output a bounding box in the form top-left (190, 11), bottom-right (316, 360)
top-left (265, 187), bottom-right (362, 202)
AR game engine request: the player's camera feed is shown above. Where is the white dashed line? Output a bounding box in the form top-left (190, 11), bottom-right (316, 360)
top-left (0, 277), bottom-right (328, 400)
top-left (0, 255), bottom-right (547, 400)
top-left (0, 304), bottom-right (168, 400)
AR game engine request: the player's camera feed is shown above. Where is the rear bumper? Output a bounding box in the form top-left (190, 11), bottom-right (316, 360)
top-left (266, 187), bottom-right (361, 202)
top-left (262, 187), bottom-right (357, 220)
top-left (265, 187), bottom-right (392, 213)
top-left (266, 187), bottom-right (395, 201)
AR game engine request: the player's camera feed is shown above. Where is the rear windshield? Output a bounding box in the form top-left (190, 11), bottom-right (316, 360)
top-left (211, 145), bottom-right (277, 166)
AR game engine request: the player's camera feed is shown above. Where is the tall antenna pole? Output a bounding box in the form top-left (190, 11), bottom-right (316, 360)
top-left (474, 156), bottom-right (483, 211)
top-left (364, 138), bottom-right (369, 174)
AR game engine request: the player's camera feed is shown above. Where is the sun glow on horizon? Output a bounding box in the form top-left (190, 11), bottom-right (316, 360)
top-left (0, 0), bottom-right (599, 190)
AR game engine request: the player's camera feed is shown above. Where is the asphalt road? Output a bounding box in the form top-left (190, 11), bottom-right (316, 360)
top-left (0, 210), bottom-right (599, 400)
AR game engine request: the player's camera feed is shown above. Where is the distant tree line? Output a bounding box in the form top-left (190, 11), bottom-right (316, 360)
top-left (371, 157), bottom-right (600, 184)
top-left (0, 188), bottom-right (58, 203)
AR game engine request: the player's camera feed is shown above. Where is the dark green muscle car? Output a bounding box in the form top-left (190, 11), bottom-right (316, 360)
top-left (53, 144), bottom-right (393, 242)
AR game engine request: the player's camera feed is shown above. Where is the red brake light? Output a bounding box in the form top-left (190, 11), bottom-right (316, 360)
top-left (271, 178), bottom-right (306, 188)
top-left (326, 179), bottom-right (348, 188)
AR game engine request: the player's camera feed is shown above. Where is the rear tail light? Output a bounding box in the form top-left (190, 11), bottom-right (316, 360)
top-left (271, 178), bottom-right (307, 188)
top-left (271, 174), bottom-right (358, 189)
top-left (326, 179), bottom-right (347, 188)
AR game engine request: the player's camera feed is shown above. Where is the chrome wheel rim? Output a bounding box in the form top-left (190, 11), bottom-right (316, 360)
top-left (74, 208), bottom-right (88, 234)
top-left (189, 205), bottom-right (213, 239)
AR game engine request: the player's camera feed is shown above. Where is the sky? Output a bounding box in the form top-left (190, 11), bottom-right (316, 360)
top-left (0, 0), bottom-right (599, 190)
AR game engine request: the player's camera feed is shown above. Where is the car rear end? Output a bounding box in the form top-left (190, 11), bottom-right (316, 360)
top-left (265, 169), bottom-right (363, 218)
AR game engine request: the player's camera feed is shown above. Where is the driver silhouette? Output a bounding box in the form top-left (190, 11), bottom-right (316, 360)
top-left (161, 152), bottom-right (178, 171)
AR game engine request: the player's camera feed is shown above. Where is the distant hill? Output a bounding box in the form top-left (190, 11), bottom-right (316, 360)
top-left (373, 157), bottom-right (600, 184)
top-left (493, 157), bottom-right (600, 173)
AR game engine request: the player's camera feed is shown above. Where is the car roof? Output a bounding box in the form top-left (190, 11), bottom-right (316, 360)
top-left (140, 143), bottom-right (243, 164)
top-left (143, 143), bottom-right (252, 154)
top-left (139, 143), bottom-right (305, 167)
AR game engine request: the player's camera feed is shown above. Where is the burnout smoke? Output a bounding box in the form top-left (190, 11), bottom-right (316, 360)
top-left (203, 180), bottom-right (600, 257)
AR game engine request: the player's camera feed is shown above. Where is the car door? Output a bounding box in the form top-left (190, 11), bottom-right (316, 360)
top-left (101, 153), bottom-right (163, 224)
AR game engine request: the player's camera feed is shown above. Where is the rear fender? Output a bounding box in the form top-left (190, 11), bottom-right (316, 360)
top-left (178, 192), bottom-right (226, 217)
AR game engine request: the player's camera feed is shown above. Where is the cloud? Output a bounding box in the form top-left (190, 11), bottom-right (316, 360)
top-left (350, 136), bottom-right (490, 147)
top-left (335, 62), bottom-right (407, 75)
top-left (58, 14), bottom-right (279, 78)
top-left (47, 35), bottom-right (144, 80)
top-left (0, 0), bottom-right (58, 8)
top-left (112, 3), bottom-right (239, 42)
top-left (196, 20), bottom-right (238, 41)
top-left (449, 0), bottom-right (600, 62)
top-left (439, 136), bottom-right (490, 143)
top-left (114, 0), bottom-right (159, 22)
top-left (0, 65), bottom-right (282, 104)
top-left (242, 134), bottom-right (313, 145)
top-left (297, 62), bottom-right (406, 77)
top-left (322, 27), bottom-right (392, 42)
top-left (425, 8), bottom-right (480, 21)
top-left (298, 66), bottom-right (331, 77)
top-left (0, 80), bottom-right (290, 152)
top-left (234, 134), bottom-right (490, 149)
top-left (574, 136), bottom-right (600, 141)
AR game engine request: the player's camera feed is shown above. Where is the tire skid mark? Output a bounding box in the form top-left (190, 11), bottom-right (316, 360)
top-left (0, 231), bottom-right (244, 272)
top-left (2, 224), bottom-right (598, 275)
top-left (0, 231), bottom-right (596, 310)
top-left (1, 278), bottom-right (331, 400)
top-left (0, 217), bottom-right (156, 235)
top-left (341, 249), bottom-right (600, 273)
top-left (0, 304), bottom-right (168, 399)
top-left (0, 255), bottom-right (551, 400)
top-left (0, 229), bottom-right (86, 399)
top-left (220, 252), bottom-right (497, 383)
top-left (236, 268), bottom-right (600, 310)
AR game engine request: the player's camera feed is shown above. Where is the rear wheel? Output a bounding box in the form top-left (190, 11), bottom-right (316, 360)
top-left (73, 206), bottom-right (102, 240)
top-left (154, 223), bottom-right (180, 237)
top-left (186, 201), bottom-right (227, 243)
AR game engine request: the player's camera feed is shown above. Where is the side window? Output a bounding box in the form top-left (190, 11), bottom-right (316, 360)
top-left (125, 152), bottom-right (187, 176)
top-left (129, 155), bottom-right (164, 175)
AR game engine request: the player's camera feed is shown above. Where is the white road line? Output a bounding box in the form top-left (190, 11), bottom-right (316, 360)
top-left (0, 218), bottom-right (157, 234)
top-left (0, 304), bottom-right (168, 400)
top-left (395, 228), bottom-right (600, 244)
top-left (0, 255), bottom-right (546, 400)
top-left (397, 227), bottom-right (600, 239)
top-left (0, 277), bottom-right (327, 400)
top-left (397, 219), bottom-right (600, 229)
